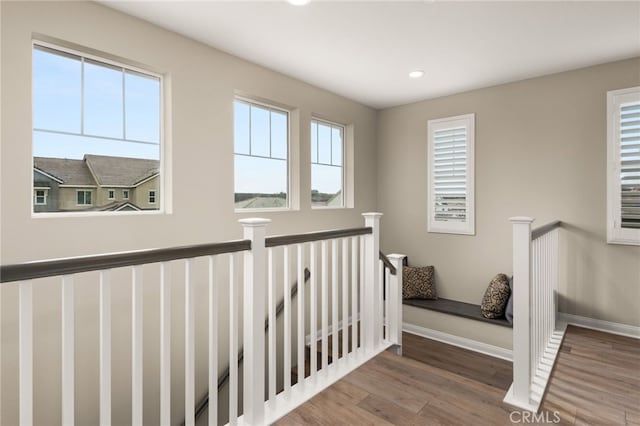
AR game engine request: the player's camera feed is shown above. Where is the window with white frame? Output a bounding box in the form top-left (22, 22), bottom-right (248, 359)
top-left (148, 190), bottom-right (156, 204)
top-left (427, 113), bottom-right (475, 235)
top-left (77, 190), bottom-right (92, 206)
top-left (123, 190), bottom-right (129, 200)
top-left (311, 119), bottom-right (344, 207)
top-left (234, 98), bottom-right (289, 209)
top-left (34, 189), bottom-right (48, 205)
top-left (32, 41), bottom-right (162, 214)
top-left (607, 87), bottom-right (640, 245)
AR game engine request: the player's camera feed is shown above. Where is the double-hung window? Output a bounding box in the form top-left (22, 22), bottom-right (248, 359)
top-left (32, 41), bottom-right (163, 214)
top-left (234, 98), bottom-right (289, 210)
top-left (427, 113), bottom-right (475, 235)
top-left (311, 119), bottom-right (344, 207)
top-left (607, 87), bottom-right (640, 245)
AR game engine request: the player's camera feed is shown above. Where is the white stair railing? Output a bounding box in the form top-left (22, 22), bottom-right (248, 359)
top-left (1, 212), bottom-right (406, 426)
top-left (504, 217), bottom-right (566, 413)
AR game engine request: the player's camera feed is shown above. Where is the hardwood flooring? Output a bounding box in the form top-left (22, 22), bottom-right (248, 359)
top-left (276, 325), bottom-right (640, 425)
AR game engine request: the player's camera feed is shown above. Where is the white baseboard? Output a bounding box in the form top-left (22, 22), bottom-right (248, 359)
top-left (402, 322), bottom-right (513, 361)
top-left (558, 312), bottom-right (640, 339)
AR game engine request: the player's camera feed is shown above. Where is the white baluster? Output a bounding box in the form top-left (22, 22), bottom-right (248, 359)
top-left (284, 245), bottom-right (291, 392)
top-left (341, 239), bottom-right (348, 359)
top-left (321, 240), bottom-right (328, 371)
top-left (185, 259), bottom-right (195, 426)
top-left (359, 235), bottom-right (364, 354)
top-left (19, 281), bottom-right (33, 426)
top-left (229, 253), bottom-right (238, 425)
top-left (310, 242), bottom-right (317, 377)
top-left (268, 248), bottom-right (276, 400)
top-left (351, 237), bottom-right (358, 353)
top-left (383, 262), bottom-right (389, 340)
top-left (208, 256), bottom-right (217, 426)
top-left (62, 275), bottom-right (75, 426)
top-left (331, 239), bottom-right (339, 363)
top-left (297, 244), bottom-right (305, 385)
top-left (132, 266), bottom-right (143, 426)
top-left (160, 263), bottom-right (171, 426)
top-left (239, 218), bottom-right (269, 425)
top-left (100, 271), bottom-right (112, 426)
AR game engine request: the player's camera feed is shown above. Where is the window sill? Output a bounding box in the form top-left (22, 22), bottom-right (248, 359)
top-left (235, 207), bottom-right (295, 214)
top-left (32, 210), bottom-right (165, 219)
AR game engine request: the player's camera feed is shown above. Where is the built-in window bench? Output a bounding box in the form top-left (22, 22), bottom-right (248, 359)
top-left (403, 298), bottom-right (513, 328)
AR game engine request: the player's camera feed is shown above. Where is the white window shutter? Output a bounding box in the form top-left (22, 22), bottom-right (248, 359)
top-left (620, 102), bottom-right (640, 230)
top-left (427, 113), bottom-right (475, 235)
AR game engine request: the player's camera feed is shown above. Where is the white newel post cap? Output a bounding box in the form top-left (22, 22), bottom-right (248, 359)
top-left (362, 212), bottom-right (383, 218)
top-left (238, 218), bottom-right (272, 227)
top-left (509, 216), bottom-right (534, 224)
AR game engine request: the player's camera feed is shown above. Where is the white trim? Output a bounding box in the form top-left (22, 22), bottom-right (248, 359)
top-left (402, 322), bottom-right (513, 361)
top-left (559, 312), bottom-right (640, 339)
top-left (427, 113), bottom-right (475, 235)
top-left (34, 188), bottom-right (48, 205)
top-left (607, 86), bottom-right (640, 246)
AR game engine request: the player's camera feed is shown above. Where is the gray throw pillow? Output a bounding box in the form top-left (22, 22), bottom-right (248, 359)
top-left (505, 276), bottom-right (514, 324)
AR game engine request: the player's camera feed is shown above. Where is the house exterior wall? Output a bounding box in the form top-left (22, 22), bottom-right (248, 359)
top-left (0, 2), bottom-right (378, 425)
top-left (56, 187), bottom-right (95, 211)
top-left (133, 176), bottom-right (160, 210)
top-left (378, 58), bottom-right (640, 349)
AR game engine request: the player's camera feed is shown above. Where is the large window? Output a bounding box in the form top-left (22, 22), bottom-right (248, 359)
top-left (607, 87), bottom-right (640, 245)
top-left (427, 113), bottom-right (475, 235)
top-left (311, 119), bottom-right (344, 207)
top-left (234, 98), bottom-right (289, 210)
top-left (32, 41), bottom-right (162, 214)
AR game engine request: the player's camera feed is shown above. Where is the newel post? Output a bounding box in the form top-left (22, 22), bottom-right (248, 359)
top-left (239, 218), bottom-right (271, 425)
top-left (509, 216), bottom-right (534, 408)
top-left (387, 254), bottom-right (406, 355)
top-left (362, 212), bottom-right (382, 350)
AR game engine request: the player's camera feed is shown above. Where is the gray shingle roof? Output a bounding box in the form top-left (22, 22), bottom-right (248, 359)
top-left (84, 155), bottom-right (159, 186)
top-left (33, 155), bottom-right (159, 187)
top-left (34, 157), bottom-right (94, 185)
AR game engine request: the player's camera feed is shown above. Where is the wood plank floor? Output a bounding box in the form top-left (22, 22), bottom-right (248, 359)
top-left (276, 326), bottom-right (640, 425)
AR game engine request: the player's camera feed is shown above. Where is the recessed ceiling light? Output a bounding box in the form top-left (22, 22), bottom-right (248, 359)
top-left (288, 0), bottom-right (310, 5)
top-left (409, 70), bottom-right (425, 79)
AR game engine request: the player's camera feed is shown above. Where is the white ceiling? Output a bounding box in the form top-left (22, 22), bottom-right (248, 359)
top-left (101, 1), bottom-right (640, 109)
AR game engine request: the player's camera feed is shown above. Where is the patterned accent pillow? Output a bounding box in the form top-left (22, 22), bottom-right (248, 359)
top-left (481, 273), bottom-right (511, 319)
top-left (402, 266), bottom-right (437, 300)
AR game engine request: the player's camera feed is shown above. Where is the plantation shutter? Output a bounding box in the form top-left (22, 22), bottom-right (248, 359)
top-left (433, 127), bottom-right (468, 222)
top-left (428, 113), bottom-right (474, 235)
top-left (620, 101), bottom-right (640, 229)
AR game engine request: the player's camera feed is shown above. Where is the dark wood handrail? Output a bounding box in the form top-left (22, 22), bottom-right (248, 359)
top-left (531, 221), bottom-right (562, 240)
top-left (0, 240), bottom-right (251, 283)
top-left (191, 267), bottom-right (311, 424)
top-left (265, 227), bottom-right (372, 247)
top-left (379, 251), bottom-right (397, 275)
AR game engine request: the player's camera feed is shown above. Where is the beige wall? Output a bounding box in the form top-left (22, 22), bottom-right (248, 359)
top-left (1, 2), bottom-right (377, 425)
top-left (378, 58), bottom-right (640, 347)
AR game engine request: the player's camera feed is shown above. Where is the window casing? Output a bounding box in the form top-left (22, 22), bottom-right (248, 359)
top-left (32, 40), bottom-right (163, 215)
top-left (607, 87), bottom-right (640, 245)
top-left (234, 98), bottom-right (289, 210)
top-left (427, 113), bottom-right (475, 235)
top-left (123, 190), bottom-right (129, 200)
top-left (149, 190), bottom-right (156, 204)
top-left (77, 190), bottom-right (92, 206)
top-left (311, 119), bottom-right (344, 208)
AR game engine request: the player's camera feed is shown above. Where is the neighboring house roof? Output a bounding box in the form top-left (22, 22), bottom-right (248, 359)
top-left (84, 154), bottom-right (159, 187)
top-left (235, 196), bottom-right (287, 209)
top-left (34, 157), bottom-right (94, 186)
top-left (97, 201), bottom-right (142, 211)
top-left (33, 155), bottom-right (159, 187)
